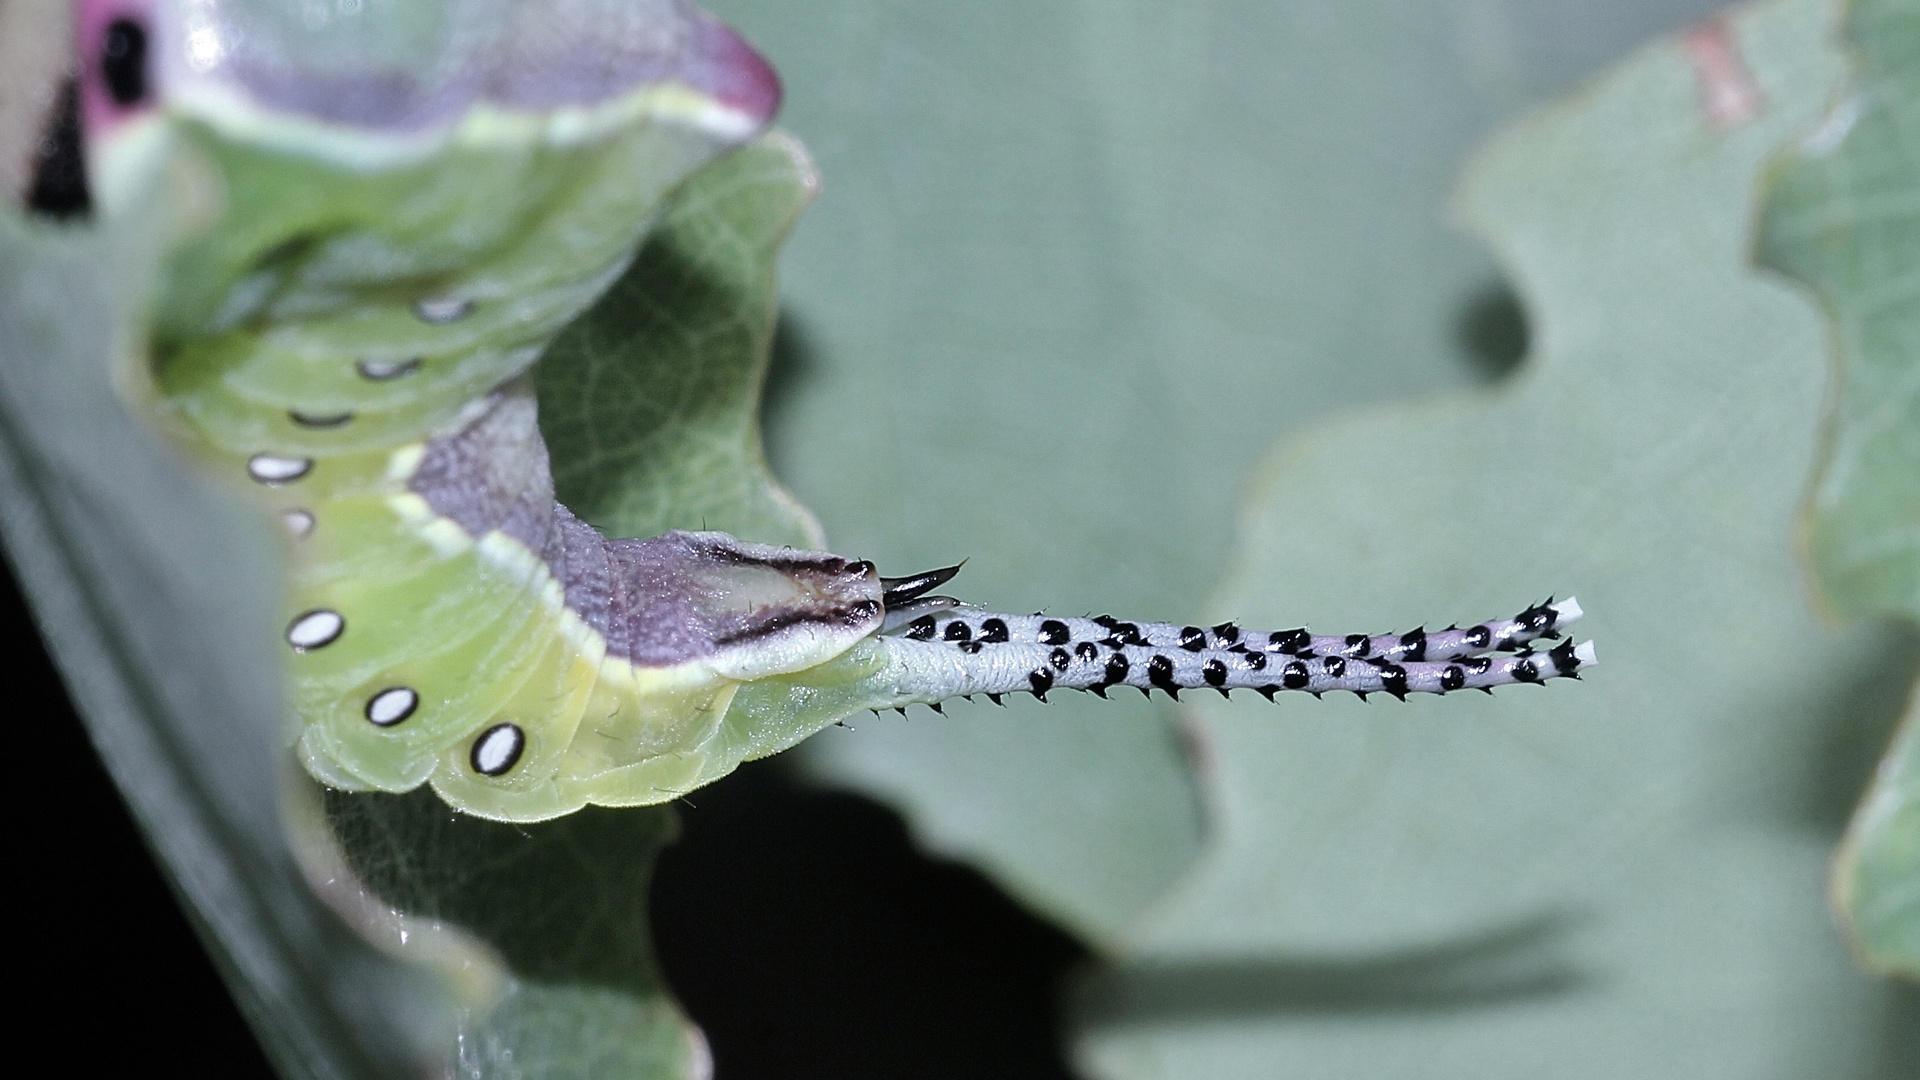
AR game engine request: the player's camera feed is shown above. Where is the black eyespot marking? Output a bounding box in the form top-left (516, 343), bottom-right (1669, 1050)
top-left (1397, 628), bottom-right (1427, 661)
top-left (943, 620), bottom-right (972, 642)
top-left (1104, 653), bottom-right (1130, 685)
top-left (1049, 647), bottom-right (1071, 672)
top-left (357, 357), bottom-right (423, 381)
top-left (1343, 633), bottom-right (1371, 657)
top-left (1202, 658), bottom-right (1227, 687)
top-left (1379, 664), bottom-right (1409, 699)
top-left (1513, 657), bottom-right (1542, 683)
top-left (1281, 660), bottom-right (1311, 690)
top-left (1463, 656), bottom-right (1493, 676)
top-left (1093, 615), bottom-right (1119, 629)
top-left (1112, 622), bottom-right (1145, 646)
top-left (1270, 629), bottom-right (1311, 654)
top-left (1029, 669), bottom-right (1054, 698)
top-left (1244, 651), bottom-right (1267, 671)
top-left (1039, 619), bottom-right (1071, 645)
top-left (1322, 656), bottom-right (1346, 679)
top-left (1179, 626), bottom-right (1208, 651)
top-left (471, 723), bottom-right (525, 776)
top-left (289, 409), bottom-right (353, 429)
top-left (101, 19), bottom-right (149, 106)
top-left (1147, 654), bottom-right (1179, 694)
top-left (1211, 622), bottom-right (1240, 643)
top-left (905, 615), bottom-right (937, 641)
top-left (979, 618), bottom-right (1010, 643)
top-left (1074, 641), bottom-right (1100, 662)
top-left (958, 640), bottom-right (984, 654)
top-left (1440, 665), bottom-right (1466, 691)
top-left (286, 609), bottom-right (344, 651)
top-left (248, 454), bottom-right (313, 484)
top-left (365, 687), bottom-right (419, 726)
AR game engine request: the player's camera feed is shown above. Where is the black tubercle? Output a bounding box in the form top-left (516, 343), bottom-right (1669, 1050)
top-left (102, 19), bottom-right (150, 106)
top-left (1147, 655), bottom-right (1180, 698)
top-left (1269, 629), bottom-right (1311, 654)
top-left (1028, 669), bottom-right (1053, 700)
top-left (1549, 638), bottom-right (1582, 674)
top-left (1397, 628), bottom-right (1427, 661)
top-left (880, 564), bottom-right (964, 609)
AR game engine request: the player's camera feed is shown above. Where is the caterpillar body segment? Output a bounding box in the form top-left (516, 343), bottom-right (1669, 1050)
top-left (869, 599), bottom-right (1593, 705)
top-left (895, 598), bottom-right (1582, 663)
top-left (894, 635), bottom-right (1596, 702)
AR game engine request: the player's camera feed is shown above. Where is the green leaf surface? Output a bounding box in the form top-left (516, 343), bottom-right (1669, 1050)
top-left (0, 145), bottom-right (446, 1080)
top-left (706, 0), bottom-right (1734, 946)
top-left (1072, 0), bottom-right (1920, 1075)
top-left (1757, 0), bottom-right (1920, 982)
top-left (543, 133), bottom-right (824, 552)
top-left (321, 790), bottom-right (705, 1080)
top-left (1759, 0), bottom-right (1920, 621)
top-left (1836, 694), bottom-right (1920, 977)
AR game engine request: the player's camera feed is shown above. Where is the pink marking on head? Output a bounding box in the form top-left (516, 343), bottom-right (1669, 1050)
top-left (1683, 19), bottom-right (1764, 133)
top-left (687, 13), bottom-right (782, 129)
top-left (76, 0), bottom-right (157, 142)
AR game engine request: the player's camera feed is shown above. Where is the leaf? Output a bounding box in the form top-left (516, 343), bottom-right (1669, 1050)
top-left (320, 790), bottom-right (706, 1080)
top-left (705, 0), bottom-right (1741, 946)
top-left (1758, 0), bottom-right (1920, 622)
top-left (1067, 0), bottom-right (1920, 1074)
top-left (0, 142), bottom-right (447, 1080)
top-left (543, 132), bottom-right (824, 552)
top-left (1758, 0), bottom-right (1920, 979)
top-left (1835, 694), bottom-right (1920, 978)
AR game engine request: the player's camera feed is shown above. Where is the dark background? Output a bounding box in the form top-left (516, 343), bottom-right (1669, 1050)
top-left (8, 554), bottom-right (1088, 1080)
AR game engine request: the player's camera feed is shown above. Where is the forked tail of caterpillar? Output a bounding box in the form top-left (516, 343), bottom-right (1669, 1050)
top-left (869, 567), bottom-right (1594, 706)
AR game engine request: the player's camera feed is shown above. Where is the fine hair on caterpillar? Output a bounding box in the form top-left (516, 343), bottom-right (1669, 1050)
top-left (81, 0), bottom-right (1594, 824)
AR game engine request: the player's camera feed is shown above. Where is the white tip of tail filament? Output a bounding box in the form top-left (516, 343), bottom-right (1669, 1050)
top-left (1552, 596), bottom-right (1584, 624)
top-left (1573, 640), bottom-right (1598, 665)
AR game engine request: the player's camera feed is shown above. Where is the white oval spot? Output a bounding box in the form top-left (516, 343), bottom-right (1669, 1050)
top-left (281, 508), bottom-right (315, 539)
top-left (413, 297), bottom-right (473, 324)
top-left (248, 454), bottom-right (312, 484)
top-left (286, 609), bottom-right (344, 651)
top-left (365, 687), bottom-right (419, 726)
top-left (471, 723), bottom-right (524, 777)
top-left (356, 357), bottom-right (421, 381)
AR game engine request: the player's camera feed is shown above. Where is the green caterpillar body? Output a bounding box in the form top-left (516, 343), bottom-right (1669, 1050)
top-left (89, 0), bottom-right (904, 821)
top-left (85, 0), bottom-right (1593, 823)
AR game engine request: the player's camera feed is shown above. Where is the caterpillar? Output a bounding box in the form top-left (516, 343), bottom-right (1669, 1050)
top-left (77, 0), bottom-right (1594, 824)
